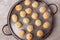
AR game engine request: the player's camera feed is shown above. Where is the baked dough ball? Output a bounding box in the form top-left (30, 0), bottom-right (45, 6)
top-left (43, 12), bottom-right (51, 19)
top-left (15, 22), bottom-right (22, 28)
top-left (27, 39), bottom-right (32, 40)
top-left (20, 11), bottom-right (26, 17)
top-left (11, 14), bottom-right (18, 22)
top-left (43, 21), bottom-right (51, 29)
top-left (39, 6), bottom-right (46, 13)
top-left (27, 25), bottom-right (34, 32)
top-left (15, 4), bottom-right (22, 11)
top-left (24, 0), bottom-right (31, 6)
top-left (23, 18), bottom-right (30, 24)
top-left (32, 1), bottom-right (39, 8)
top-left (35, 19), bottom-right (42, 26)
top-left (26, 33), bottom-right (33, 40)
top-left (31, 12), bottom-right (38, 19)
top-left (37, 30), bottom-right (44, 37)
top-left (25, 0), bottom-right (30, 1)
top-left (25, 8), bottom-right (32, 14)
top-left (18, 30), bottom-right (25, 37)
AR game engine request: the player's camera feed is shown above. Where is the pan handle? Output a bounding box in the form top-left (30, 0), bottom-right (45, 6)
top-left (48, 4), bottom-right (58, 15)
top-left (2, 24), bottom-right (12, 36)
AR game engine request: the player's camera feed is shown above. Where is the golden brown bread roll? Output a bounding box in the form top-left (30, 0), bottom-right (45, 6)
top-left (15, 4), bottom-right (22, 11)
top-left (18, 30), bottom-right (25, 37)
top-left (27, 25), bottom-right (34, 32)
top-left (24, 0), bottom-right (31, 6)
top-left (31, 12), bottom-right (38, 19)
top-left (23, 18), bottom-right (30, 24)
top-left (37, 30), bottom-right (44, 37)
top-left (43, 21), bottom-right (51, 29)
top-left (26, 33), bottom-right (33, 40)
top-left (15, 22), bottom-right (22, 28)
top-left (20, 11), bottom-right (26, 17)
top-left (25, 8), bottom-right (32, 14)
top-left (39, 6), bottom-right (46, 13)
top-left (11, 14), bottom-right (18, 22)
top-left (35, 19), bottom-right (42, 26)
top-left (43, 12), bottom-right (51, 19)
top-left (32, 1), bottom-right (39, 8)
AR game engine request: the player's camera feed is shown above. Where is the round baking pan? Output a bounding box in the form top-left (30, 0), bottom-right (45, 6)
top-left (2, 0), bottom-right (58, 40)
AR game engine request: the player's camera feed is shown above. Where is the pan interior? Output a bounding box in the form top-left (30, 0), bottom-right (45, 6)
top-left (10, 0), bottom-right (53, 40)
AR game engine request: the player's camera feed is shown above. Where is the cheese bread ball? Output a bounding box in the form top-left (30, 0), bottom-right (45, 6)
top-left (32, 1), bottom-right (39, 8)
top-left (43, 12), bottom-right (51, 19)
top-left (27, 25), bottom-right (34, 32)
top-left (27, 39), bottom-right (32, 40)
top-left (31, 12), bottom-right (38, 19)
top-left (18, 30), bottom-right (25, 37)
top-left (24, 0), bottom-right (31, 6)
top-left (37, 30), bottom-right (44, 37)
top-left (15, 4), bottom-right (22, 11)
top-left (23, 18), bottom-right (30, 24)
top-left (11, 14), bottom-right (18, 22)
top-left (15, 22), bottom-right (22, 28)
top-left (25, 0), bottom-right (30, 1)
top-left (25, 8), bottom-right (32, 14)
top-left (26, 33), bottom-right (33, 40)
top-left (35, 19), bottom-right (42, 26)
top-left (39, 6), bottom-right (46, 13)
top-left (43, 21), bottom-right (51, 29)
top-left (20, 11), bottom-right (26, 17)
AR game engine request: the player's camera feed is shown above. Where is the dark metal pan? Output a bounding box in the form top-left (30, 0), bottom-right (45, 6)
top-left (2, 0), bottom-right (58, 40)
